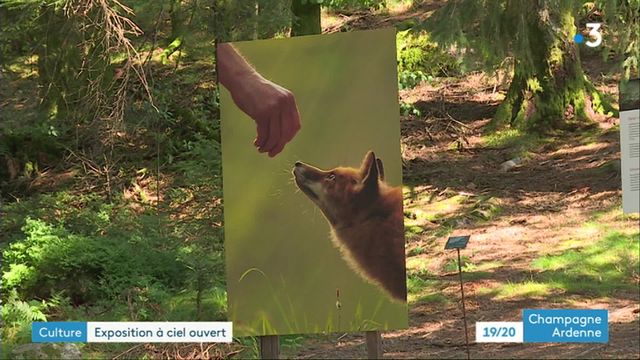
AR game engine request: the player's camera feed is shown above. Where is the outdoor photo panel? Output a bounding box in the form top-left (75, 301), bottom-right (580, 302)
top-left (219, 28), bottom-right (408, 337)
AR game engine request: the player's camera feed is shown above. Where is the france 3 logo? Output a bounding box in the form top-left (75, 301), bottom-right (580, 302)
top-left (574, 23), bottom-right (602, 48)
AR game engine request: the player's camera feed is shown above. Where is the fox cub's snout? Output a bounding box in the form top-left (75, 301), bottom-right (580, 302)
top-left (293, 151), bottom-right (407, 301)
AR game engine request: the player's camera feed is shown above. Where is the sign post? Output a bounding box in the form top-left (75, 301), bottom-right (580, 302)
top-left (445, 235), bottom-right (471, 360)
top-left (619, 78), bottom-right (640, 214)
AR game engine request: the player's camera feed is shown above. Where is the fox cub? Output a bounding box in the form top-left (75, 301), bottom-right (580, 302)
top-left (293, 151), bottom-right (407, 301)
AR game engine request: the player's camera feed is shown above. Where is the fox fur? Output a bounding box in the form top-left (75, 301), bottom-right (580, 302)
top-left (293, 151), bottom-right (407, 301)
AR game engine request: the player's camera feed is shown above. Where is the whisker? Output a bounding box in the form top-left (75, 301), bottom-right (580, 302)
top-left (271, 188), bottom-right (286, 198)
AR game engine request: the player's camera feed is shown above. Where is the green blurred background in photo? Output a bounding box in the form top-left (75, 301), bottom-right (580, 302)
top-left (219, 28), bottom-right (408, 336)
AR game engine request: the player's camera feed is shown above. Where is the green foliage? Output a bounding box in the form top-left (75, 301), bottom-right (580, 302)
top-left (406, 273), bottom-right (429, 295)
top-left (0, 120), bottom-right (64, 182)
top-left (482, 128), bottom-right (547, 158)
top-left (532, 230), bottom-right (640, 295)
top-left (478, 280), bottom-right (554, 299)
top-left (235, 336), bottom-right (260, 359)
top-left (404, 224), bottom-right (425, 238)
top-left (0, 2), bottom-right (42, 64)
top-left (593, 0), bottom-right (640, 79)
top-left (442, 255), bottom-right (475, 273)
top-left (398, 70), bottom-right (431, 90)
top-left (171, 133), bottom-right (222, 186)
top-left (2, 0), bottom-right (143, 127)
top-left (475, 229), bottom-right (640, 299)
top-left (1, 0), bottom-right (235, 357)
top-left (467, 195), bottom-right (502, 221)
top-left (396, 30), bottom-right (462, 89)
top-left (408, 245), bottom-right (426, 257)
top-left (425, 0), bottom-right (633, 128)
top-left (400, 101), bottom-right (422, 116)
top-left (288, 0), bottom-right (388, 13)
top-left (0, 186), bottom-right (228, 333)
top-left (406, 272), bottom-right (442, 304)
top-left (426, 0), bottom-right (577, 70)
top-left (1, 290), bottom-right (49, 344)
top-left (212, 0), bottom-right (293, 42)
top-left (324, 0), bottom-right (386, 11)
top-left (1, 214), bottom-right (185, 307)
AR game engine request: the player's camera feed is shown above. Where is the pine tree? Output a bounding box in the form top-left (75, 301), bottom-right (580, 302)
top-left (212, 0), bottom-right (293, 41)
top-left (427, 0), bottom-right (639, 130)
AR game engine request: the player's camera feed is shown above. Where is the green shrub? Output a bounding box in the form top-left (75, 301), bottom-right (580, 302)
top-left (398, 70), bottom-right (432, 90)
top-left (1, 290), bottom-right (49, 344)
top-left (400, 101), bottom-right (422, 116)
top-left (1, 212), bottom-right (187, 307)
top-left (396, 29), bottom-right (462, 89)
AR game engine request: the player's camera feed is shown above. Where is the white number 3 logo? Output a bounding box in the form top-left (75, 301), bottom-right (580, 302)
top-left (585, 23), bottom-right (602, 48)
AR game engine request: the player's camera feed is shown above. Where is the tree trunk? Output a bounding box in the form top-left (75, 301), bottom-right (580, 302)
top-left (291, 0), bottom-right (321, 36)
top-left (494, 6), bottom-right (612, 130)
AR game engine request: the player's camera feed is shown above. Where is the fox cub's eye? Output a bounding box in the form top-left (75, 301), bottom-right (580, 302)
top-left (326, 173), bottom-right (336, 181)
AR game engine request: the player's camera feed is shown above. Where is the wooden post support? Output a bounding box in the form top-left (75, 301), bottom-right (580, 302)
top-left (365, 331), bottom-right (383, 359)
top-left (259, 335), bottom-right (280, 359)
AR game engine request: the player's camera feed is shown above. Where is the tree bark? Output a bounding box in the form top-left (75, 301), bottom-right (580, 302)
top-left (291, 0), bottom-right (321, 36)
top-left (494, 5), bottom-right (612, 130)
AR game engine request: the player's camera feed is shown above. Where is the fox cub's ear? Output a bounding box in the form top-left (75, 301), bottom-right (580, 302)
top-left (360, 151), bottom-right (377, 177)
top-left (376, 158), bottom-right (385, 181)
top-left (360, 151), bottom-right (379, 194)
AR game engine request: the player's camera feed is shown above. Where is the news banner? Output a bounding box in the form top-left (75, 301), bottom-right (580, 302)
top-left (32, 322), bottom-right (232, 343)
top-left (32, 309), bottom-right (607, 344)
top-left (476, 309), bottom-right (608, 343)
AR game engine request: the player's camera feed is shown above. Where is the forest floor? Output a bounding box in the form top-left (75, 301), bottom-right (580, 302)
top-left (288, 57), bottom-right (640, 359)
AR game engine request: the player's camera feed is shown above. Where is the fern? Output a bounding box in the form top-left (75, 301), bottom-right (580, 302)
top-left (1, 290), bottom-right (48, 343)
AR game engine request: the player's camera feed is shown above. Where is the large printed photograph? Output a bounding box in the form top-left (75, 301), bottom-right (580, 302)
top-left (218, 28), bottom-right (408, 337)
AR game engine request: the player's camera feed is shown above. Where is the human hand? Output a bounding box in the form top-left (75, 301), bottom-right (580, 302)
top-left (217, 43), bottom-right (301, 157)
top-left (228, 73), bottom-right (301, 157)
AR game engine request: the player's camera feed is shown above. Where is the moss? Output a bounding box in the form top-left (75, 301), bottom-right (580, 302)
top-left (548, 45), bottom-right (565, 68)
top-left (526, 77), bottom-right (543, 92)
top-left (493, 100), bottom-right (513, 128)
top-left (491, 7), bottom-right (612, 131)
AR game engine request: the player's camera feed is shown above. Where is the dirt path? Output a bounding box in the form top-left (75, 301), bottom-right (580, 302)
top-left (291, 73), bottom-right (640, 359)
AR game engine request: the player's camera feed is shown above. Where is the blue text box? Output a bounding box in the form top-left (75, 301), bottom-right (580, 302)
top-left (32, 322), bottom-right (87, 343)
top-left (523, 309), bottom-right (608, 343)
